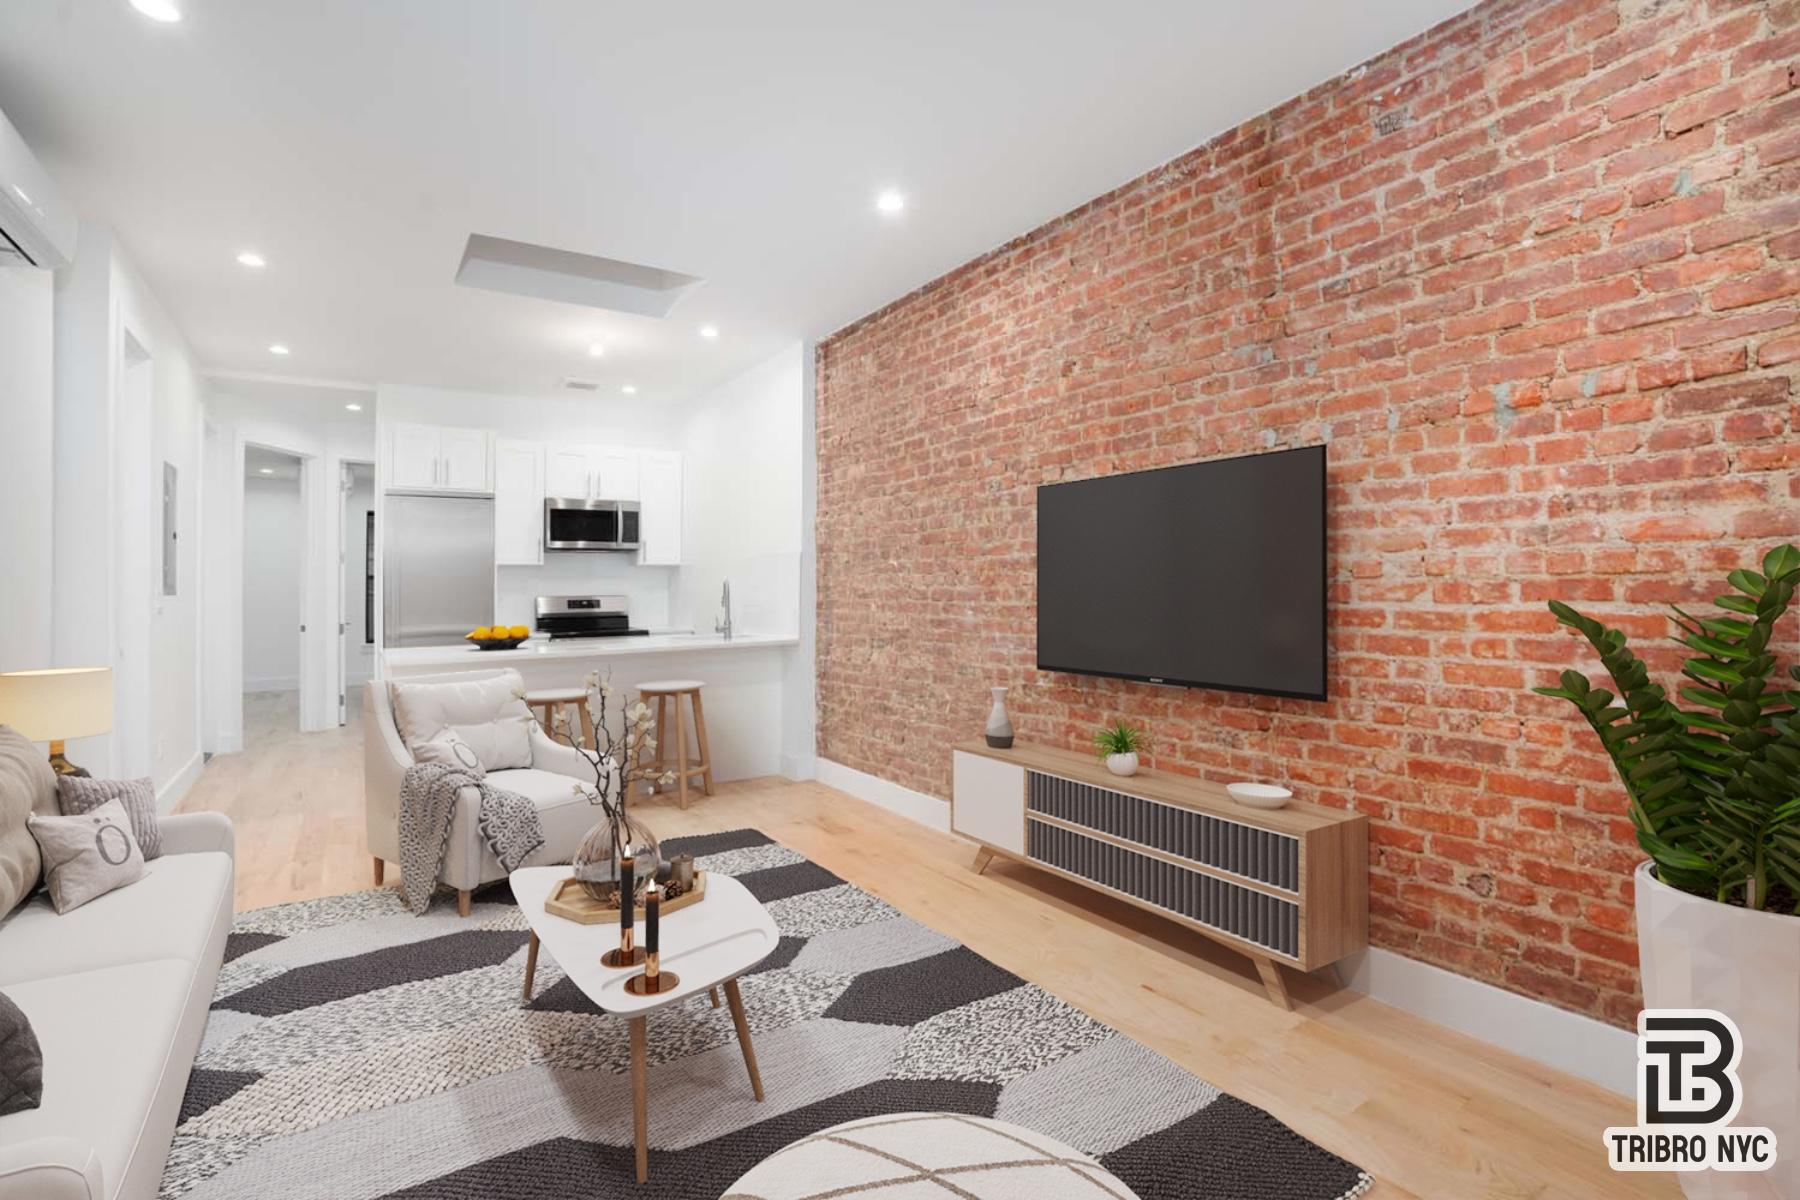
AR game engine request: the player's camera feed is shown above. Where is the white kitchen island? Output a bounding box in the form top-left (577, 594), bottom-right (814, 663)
top-left (381, 633), bottom-right (801, 783)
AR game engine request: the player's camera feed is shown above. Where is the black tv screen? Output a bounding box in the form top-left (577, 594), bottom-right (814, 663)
top-left (1036, 445), bottom-right (1327, 701)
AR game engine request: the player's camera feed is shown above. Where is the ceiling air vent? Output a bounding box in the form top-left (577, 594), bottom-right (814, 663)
top-left (456, 234), bottom-right (703, 318)
top-left (560, 377), bottom-right (603, 392)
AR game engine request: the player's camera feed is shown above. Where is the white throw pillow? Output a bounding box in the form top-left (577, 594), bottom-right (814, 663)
top-left (411, 728), bottom-right (486, 777)
top-left (392, 671), bottom-right (535, 772)
top-left (26, 798), bottom-right (146, 914)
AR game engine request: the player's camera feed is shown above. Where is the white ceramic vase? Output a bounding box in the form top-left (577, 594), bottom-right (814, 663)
top-left (1635, 861), bottom-right (1798, 1199)
top-left (1105, 751), bottom-right (1138, 777)
top-left (984, 687), bottom-right (1013, 749)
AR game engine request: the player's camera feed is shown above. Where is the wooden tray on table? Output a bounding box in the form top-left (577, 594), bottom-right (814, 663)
top-left (544, 871), bottom-right (708, 924)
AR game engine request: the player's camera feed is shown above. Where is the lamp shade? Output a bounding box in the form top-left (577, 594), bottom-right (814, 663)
top-left (0, 668), bottom-right (114, 741)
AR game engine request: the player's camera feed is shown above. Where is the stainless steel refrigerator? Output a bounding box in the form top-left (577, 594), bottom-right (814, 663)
top-left (382, 494), bottom-right (495, 647)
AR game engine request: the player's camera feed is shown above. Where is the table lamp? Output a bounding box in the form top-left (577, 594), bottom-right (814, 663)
top-left (0, 667), bottom-right (114, 777)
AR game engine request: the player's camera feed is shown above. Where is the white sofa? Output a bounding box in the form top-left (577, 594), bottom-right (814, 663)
top-left (0, 810), bottom-right (235, 1200)
top-left (364, 669), bottom-right (603, 913)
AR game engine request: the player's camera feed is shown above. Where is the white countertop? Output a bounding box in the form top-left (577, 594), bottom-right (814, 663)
top-left (382, 631), bottom-right (798, 670)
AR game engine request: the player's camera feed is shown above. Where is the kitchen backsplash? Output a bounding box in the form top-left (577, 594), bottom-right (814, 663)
top-left (496, 554), bottom-right (676, 633)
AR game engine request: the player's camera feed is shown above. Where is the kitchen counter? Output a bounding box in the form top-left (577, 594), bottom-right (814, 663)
top-left (381, 632), bottom-right (798, 671)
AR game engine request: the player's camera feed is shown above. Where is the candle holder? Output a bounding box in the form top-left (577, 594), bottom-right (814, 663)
top-left (624, 953), bottom-right (681, 996)
top-left (601, 922), bottom-right (647, 969)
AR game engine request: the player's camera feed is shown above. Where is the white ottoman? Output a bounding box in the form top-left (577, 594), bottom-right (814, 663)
top-left (725, 1112), bottom-right (1140, 1199)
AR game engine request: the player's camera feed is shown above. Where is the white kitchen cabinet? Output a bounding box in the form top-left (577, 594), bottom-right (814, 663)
top-left (387, 424), bottom-right (442, 490)
top-left (594, 449), bottom-right (640, 501)
top-left (493, 439), bottom-right (544, 565)
top-left (545, 446), bottom-right (593, 500)
top-left (637, 450), bottom-right (683, 565)
top-left (386, 423), bottom-right (493, 494)
top-left (439, 427), bottom-right (493, 492)
top-left (544, 445), bottom-right (640, 501)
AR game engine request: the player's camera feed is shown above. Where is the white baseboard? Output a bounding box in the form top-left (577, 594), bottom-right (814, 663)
top-left (815, 757), bottom-right (950, 833)
top-left (814, 757), bottom-right (1636, 1097)
top-left (780, 752), bottom-right (817, 781)
top-left (244, 675), bottom-right (298, 693)
top-left (1341, 945), bottom-right (1635, 1095)
top-left (156, 751), bottom-right (205, 815)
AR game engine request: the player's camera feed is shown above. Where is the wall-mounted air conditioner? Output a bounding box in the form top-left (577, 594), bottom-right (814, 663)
top-left (0, 104), bottom-right (76, 269)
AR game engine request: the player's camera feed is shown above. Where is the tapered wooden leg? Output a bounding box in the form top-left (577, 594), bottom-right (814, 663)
top-left (372, 856), bottom-right (385, 886)
top-left (972, 847), bottom-right (995, 875)
top-left (457, 889), bottom-right (472, 917)
top-left (630, 1015), bottom-right (648, 1183)
top-left (674, 701), bottom-right (690, 811)
top-left (522, 931), bottom-right (540, 1001)
top-left (647, 695), bottom-right (667, 795)
top-left (577, 702), bottom-right (596, 752)
top-left (709, 986), bottom-right (721, 1008)
top-left (1254, 956), bottom-right (1293, 1011)
top-left (723, 978), bottom-right (764, 1101)
top-left (689, 690), bottom-right (714, 796)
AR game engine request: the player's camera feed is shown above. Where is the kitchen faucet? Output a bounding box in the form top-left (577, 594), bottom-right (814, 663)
top-left (715, 580), bottom-right (733, 641)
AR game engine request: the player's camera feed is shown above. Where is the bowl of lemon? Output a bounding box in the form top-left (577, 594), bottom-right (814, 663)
top-left (466, 624), bottom-right (531, 651)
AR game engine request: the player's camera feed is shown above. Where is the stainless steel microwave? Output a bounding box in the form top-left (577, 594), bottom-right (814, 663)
top-left (544, 498), bottom-right (641, 551)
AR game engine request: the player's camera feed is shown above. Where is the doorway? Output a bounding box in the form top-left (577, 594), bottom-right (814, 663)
top-left (339, 460), bottom-right (375, 726)
top-left (242, 444), bottom-right (307, 742)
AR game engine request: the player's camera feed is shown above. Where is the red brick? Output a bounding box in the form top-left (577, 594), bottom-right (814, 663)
top-left (815, 0), bottom-right (1798, 1033)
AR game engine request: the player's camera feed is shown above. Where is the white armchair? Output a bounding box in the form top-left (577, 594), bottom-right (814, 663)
top-left (363, 669), bottom-right (602, 914)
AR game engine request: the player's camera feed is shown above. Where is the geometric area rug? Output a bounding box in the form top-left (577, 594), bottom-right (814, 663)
top-left (162, 829), bottom-right (1372, 1199)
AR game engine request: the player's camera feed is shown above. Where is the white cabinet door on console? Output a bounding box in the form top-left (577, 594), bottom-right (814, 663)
top-left (951, 750), bottom-right (1025, 856)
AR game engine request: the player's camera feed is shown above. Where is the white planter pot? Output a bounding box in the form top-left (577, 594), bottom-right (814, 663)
top-left (1635, 861), bottom-right (1799, 1199)
top-left (1104, 752), bottom-right (1138, 777)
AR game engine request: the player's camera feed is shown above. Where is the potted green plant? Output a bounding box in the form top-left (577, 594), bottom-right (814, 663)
top-left (1094, 720), bottom-right (1148, 777)
top-left (1534, 543), bottom-right (1798, 1198)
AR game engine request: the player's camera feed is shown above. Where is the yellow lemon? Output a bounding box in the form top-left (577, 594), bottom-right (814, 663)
top-left (509, 625), bottom-right (529, 639)
top-left (470, 626), bottom-right (491, 640)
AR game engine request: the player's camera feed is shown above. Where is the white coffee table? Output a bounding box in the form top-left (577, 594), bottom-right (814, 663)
top-left (509, 865), bottom-right (780, 1183)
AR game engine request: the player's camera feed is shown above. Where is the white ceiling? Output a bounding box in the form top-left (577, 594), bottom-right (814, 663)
top-left (243, 443), bottom-right (301, 481)
top-left (0, 0), bottom-right (1476, 404)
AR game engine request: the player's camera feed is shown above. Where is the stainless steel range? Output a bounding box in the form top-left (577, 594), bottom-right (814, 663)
top-left (534, 594), bottom-right (650, 640)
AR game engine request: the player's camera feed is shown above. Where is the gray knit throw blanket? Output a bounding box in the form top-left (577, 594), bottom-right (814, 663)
top-left (397, 762), bottom-right (546, 915)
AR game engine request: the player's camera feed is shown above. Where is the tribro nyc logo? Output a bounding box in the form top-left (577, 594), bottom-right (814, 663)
top-left (1605, 1009), bottom-right (1777, 1173)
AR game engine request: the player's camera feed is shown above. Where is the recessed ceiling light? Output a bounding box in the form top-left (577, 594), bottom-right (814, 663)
top-left (236, 251), bottom-right (266, 268)
top-left (345, 403), bottom-right (363, 412)
top-left (129, 0), bottom-right (182, 22)
top-left (621, 385), bottom-right (637, 395)
top-left (876, 189), bottom-right (905, 214)
top-left (258, 467), bottom-right (273, 475)
top-left (268, 344), bottom-right (290, 355)
top-left (587, 343), bottom-right (606, 358)
top-left (699, 325), bottom-right (719, 340)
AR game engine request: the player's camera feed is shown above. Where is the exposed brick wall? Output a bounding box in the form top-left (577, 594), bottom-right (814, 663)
top-left (815, 0), bottom-right (1800, 1026)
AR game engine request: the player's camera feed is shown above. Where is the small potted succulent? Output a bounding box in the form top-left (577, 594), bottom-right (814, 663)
top-left (1094, 720), bottom-right (1148, 777)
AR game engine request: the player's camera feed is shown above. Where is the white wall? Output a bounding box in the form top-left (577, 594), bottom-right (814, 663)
top-left (0, 264), bottom-right (55, 673)
top-left (674, 344), bottom-right (804, 638)
top-left (201, 384), bottom-right (376, 748)
top-left (243, 474), bottom-right (303, 691)
top-left (378, 383), bottom-right (687, 633)
top-left (52, 226), bottom-right (206, 802)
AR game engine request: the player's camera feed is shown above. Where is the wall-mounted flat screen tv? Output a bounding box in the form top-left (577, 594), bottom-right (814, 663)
top-left (1036, 444), bottom-right (1327, 701)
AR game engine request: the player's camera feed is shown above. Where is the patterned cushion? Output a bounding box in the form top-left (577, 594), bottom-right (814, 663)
top-left (411, 728), bottom-right (486, 777)
top-left (726, 1113), bottom-right (1142, 1199)
top-left (58, 774), bottom-right (163, 860)
top-left (27, 798), bottom-right (147, 914)
top-left (0, 725), bottom-right (58, 917)
top-left (0, 990), bottom-right (43, 1116)
top-left (391, 672), bottom-right (534, 772)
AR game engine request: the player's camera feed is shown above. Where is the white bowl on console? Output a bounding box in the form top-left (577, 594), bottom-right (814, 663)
top-left (1227, 782), bottom-right (1292, 810)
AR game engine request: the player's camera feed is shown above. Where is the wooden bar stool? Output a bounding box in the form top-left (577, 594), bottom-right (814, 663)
top-left (525, 687), bottom-right (594, 750)
top-left (638, 679), bottom-right (713, 809)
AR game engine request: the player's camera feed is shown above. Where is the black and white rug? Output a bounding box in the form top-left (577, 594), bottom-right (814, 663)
top-left (164, 830), bottom-right (1371, 1199)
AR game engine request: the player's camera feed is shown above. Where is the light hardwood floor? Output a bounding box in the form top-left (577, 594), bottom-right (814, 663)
top-left (179, 693), bottom-right (1674, 1199)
